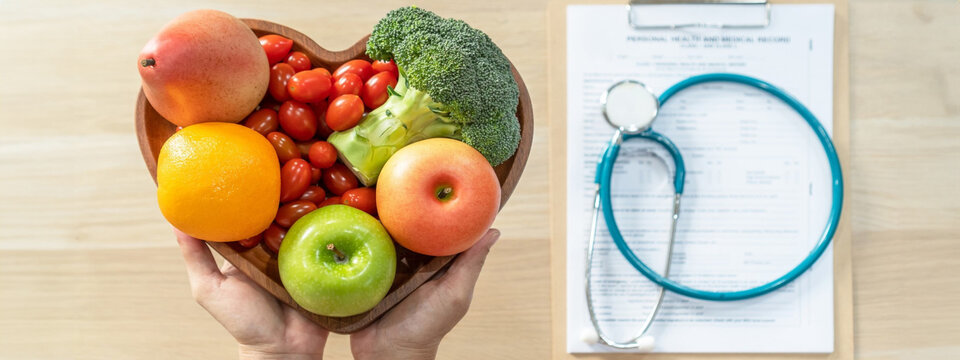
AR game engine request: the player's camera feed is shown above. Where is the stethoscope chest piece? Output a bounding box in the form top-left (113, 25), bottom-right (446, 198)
top-left (601, 80), bottom-right (660, 135)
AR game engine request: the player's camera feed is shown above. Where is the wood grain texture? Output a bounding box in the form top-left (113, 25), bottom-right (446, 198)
top-left (0, 0), bottom-right (958, 359)
top-left (134, 18), bottom-right (534, 333)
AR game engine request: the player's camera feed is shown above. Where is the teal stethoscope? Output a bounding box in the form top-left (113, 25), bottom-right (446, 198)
top-left (582, 73), bottom-right (843, 350)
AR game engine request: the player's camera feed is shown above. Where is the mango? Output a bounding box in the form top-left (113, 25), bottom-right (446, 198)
top-left (138, 10), bottom-right (269, 127)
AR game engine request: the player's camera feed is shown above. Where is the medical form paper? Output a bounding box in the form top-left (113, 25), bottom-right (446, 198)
top-left (565, 4), bottom-right (835, 353)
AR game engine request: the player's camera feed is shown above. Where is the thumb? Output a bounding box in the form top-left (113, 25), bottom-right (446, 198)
top-left (174, 229), bottom-right (223, 300)
top-left (437, 229), bottom-right (500, 295)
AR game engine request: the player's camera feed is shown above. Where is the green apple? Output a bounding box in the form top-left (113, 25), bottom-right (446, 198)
top-left (278, 204), bottom-right (397, 317)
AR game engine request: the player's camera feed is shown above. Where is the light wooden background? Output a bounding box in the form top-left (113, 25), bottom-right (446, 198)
top-left (0, 1), bottom-right (956, 359)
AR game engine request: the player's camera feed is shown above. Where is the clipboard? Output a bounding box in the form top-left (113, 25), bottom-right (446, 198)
top-left (547, 0), bottom-right (853, 359)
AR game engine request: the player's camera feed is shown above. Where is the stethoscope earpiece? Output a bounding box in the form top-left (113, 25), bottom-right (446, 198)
top-left (634, 336), bottom-right (656, 352)
top-left (580, 327), bottom-right (600, 344)
top-left (580, 327), bottom-right (656, 352)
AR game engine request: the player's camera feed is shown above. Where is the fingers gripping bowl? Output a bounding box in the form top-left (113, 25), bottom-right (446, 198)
top-left (135, 18), bottom-right (533, 333)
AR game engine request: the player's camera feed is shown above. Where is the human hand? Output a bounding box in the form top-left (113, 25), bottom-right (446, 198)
top-left (175, 230), bottom-right (329, 360)
top-left (349, 229), bottom-right (501, 360)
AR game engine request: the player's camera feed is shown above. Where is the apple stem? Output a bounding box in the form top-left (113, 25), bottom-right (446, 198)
top-left (326, 244), bottom-right (347, 262)
top-left (437, 186), bottom-right (453, 200)
top-left (140, 58), bottom-right (155, 67)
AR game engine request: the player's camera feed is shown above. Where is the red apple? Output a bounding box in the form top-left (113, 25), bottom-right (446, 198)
top-left (376, 139), bottom-right (500, 256)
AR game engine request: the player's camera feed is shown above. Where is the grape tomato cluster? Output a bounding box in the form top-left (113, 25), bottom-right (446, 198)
top-left (235, 34), bottom-right (395, 253)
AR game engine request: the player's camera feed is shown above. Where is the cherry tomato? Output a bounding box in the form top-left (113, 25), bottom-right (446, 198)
top-left (275, 200), bottom-right (318, 228)
top-left (325, 94), bottom-right (365, 131)
top-left (287, 69), bottom-right (332, 104)
top-left (312, 100), bottom-right (334, 138)
top-left (267, 132), bottom-right (300, 164)
top-left (259, 97), bottom-right (282, 112)
top-left (322, 162), bottom-right (359, 195)
top-left (318, 196), bottom-right (341, 208)
top-left (243, 108), bottom-right (279, 136)
top-left (279, 100), bottom-right (317, 141)
top-left (308, 141), bottom-right (338, 169)
top-left (333, 59), bottom-right (376, 81)
top-left (310, 166), bottom-right (322, 183)
top-left (259, 35), bottom-right (293, 65)
top-left (280, 159), bottom-right (312, 202)
top-left (284, 51), bottom-right (312, 72)
top-left (237, 233), bottom-right (262, 249)
top-left (269, 63), bottom-right (296, 102)
top-left (296, 140), bottom-right (315, 157)
top-left (331, 73), bottom-right (363, 99)
top-left (371, 59), bottom-right (399, 79)
top-left (341, 187), bottom-right (377, 215)
top-left (263, 224), bottom-right (286, 253)
top-left (313, 67), bottom-right (331, 77)
top-left (361, 71), bottom-right (398, 109)
top-left (299, 186), bottom-right (326, 204)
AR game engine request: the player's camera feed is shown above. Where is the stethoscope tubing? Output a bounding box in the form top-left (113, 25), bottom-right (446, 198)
top-left (594, 72), bottom-right (844, 301)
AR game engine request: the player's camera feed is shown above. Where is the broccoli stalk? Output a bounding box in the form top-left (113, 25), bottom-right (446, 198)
top-left (327, 6), bottom-right (521, 186)
top-left (327, 73), bottom-right (461, 185)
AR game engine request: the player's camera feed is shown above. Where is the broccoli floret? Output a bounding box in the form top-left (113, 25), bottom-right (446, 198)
top-left (461, 111), bottom-right (521, 166)
top-left (327, 6), bottom-right (521, 185)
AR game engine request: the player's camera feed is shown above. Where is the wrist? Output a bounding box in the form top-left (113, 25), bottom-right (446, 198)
top-left (238, 345), bottom-right (323, 360)
top-left (353, 343), bottom-right (439, 360)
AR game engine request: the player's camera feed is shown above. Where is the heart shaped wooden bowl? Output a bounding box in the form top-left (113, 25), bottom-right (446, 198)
top-left (135, 19), bottom-right (532, 333)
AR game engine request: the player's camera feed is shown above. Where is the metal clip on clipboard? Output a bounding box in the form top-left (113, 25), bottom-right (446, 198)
top-left (628, 0), bottom-right (771, 29)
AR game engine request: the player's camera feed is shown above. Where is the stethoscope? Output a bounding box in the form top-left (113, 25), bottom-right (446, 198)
top-left (582, 73), bottom-right (844, 350)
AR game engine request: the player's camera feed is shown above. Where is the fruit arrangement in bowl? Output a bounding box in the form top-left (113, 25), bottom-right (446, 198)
top-left (135, 7), bottom-right (532, 333)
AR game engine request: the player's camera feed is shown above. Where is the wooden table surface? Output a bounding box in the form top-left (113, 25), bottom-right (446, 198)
top-left (0, 1), bottom-right (957, 359)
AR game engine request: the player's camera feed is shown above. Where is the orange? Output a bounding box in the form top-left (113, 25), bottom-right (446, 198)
top-left (157, 122), bottom-right (280, 242)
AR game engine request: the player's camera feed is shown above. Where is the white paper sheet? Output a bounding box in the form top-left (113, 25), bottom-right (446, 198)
top-left (565, 4), bottom-right (836, 353)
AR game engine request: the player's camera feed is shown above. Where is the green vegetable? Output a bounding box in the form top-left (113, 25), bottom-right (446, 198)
top-left (327, 6), bottom-right (521, 185)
